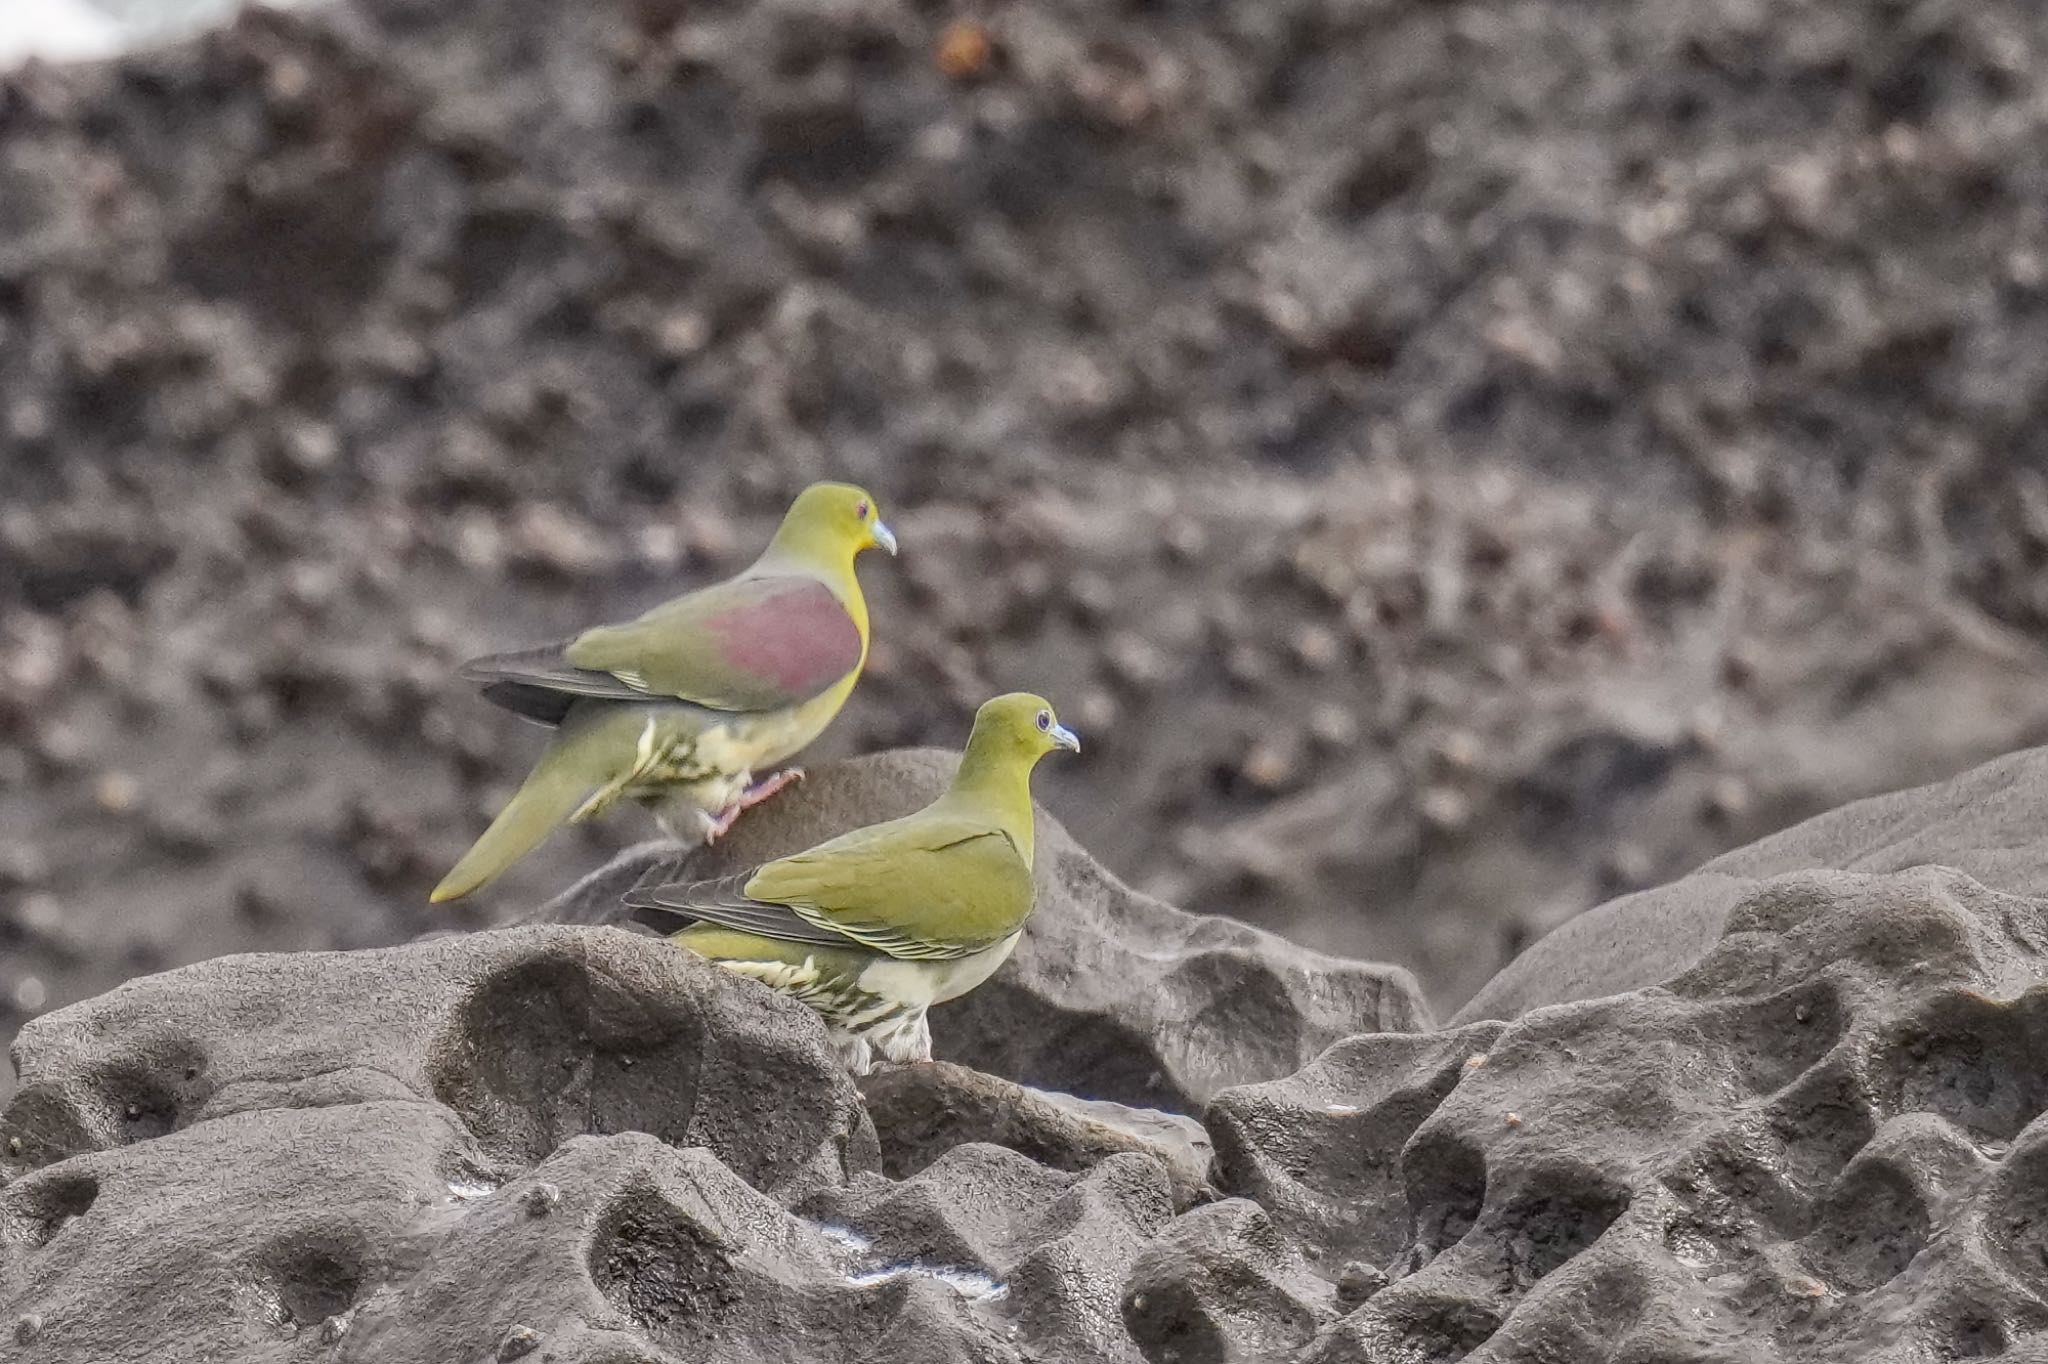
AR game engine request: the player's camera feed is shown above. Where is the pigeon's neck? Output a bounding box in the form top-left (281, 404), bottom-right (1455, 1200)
top-left (940, 746), bottom-right (1038, 867)
top-left (749, 542), bottom-right (869, 636)
top-left (751, 536), bottom-right (848, 582)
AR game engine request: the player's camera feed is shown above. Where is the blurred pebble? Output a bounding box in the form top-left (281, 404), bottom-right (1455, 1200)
top-left (419, 709), bottom-right (459, 751)
top-left (1434, 730), bottom-right (1482, 771)
top-left (1307, 703), bottom-right (1360, 751)
top-left (453, 515), bottom-right (507, 573)
top-left (1162, 517), bottom-right (1206, 563)
top-left (12, 976), bottom-right (46, 1012)
top-left (1605, 843), bottom-right (1652, 886)
top-left (1686, 704), bottom-right (1724, 753)
top-left (16, 892), bottom-right (65, 939)
top-left (146, 806), bottom-right (221, 860)
top-left (230, 692), bottom-right (283, 741)
top-left (283, 418), bottom-right (340, 473)
top-left (655, 310), bottom-right (710, 359)
top-left (1104, 633), bottom-right (1170, 690)
top-left (0, 841), bottom-right (50, 889)
top-left (8, 397), bottom-right (51, 442)
top-left (1289, 623), bottom-right (1344, 672)
top-left (1238, 738), bottom-right (1299, 794)
top-left (1076, 688), bottom-right (1119, 733)
top-left (5, 619), bottom-right (66, 697)
top-left (1418, 785), bottom-right (1470, 831)
top-left (936, 20), bottom-right (994, 80)
top-left (858, 635), bottom-right (903, 683)
top-left (285, 561), bottom-right (341, 613)
top-left (33, 720), bottom-right (91, 770)
top-left (95, 771), bottom-right (140, 814)
top-left (634, 522), bottom-right (686, 570)
top-left (678, 506), bottom-right (738, 565)
top-left (407, 608), bottom-right (454, 652)
top-left (1010, 559), bottom-right (1053, 606)
top-left (197, 653), bottom-right (258, 701)
top-left (1721, 647), bottom-right (1757, 691)
top-left (1335, 1262), bottom-right (1388, 1309)
top-left (1222, 644), bottom-right (1269, 688)
top-left (1704, 775), bottom-right (1750, 824)
top-left (1341, 592), bottom-right (1381, 642)
top-left (1066, 571), bottom-right (1115, 624)
top-left (360, 557), bottom-right (404, 602)
top-left (236, 880), bottom-right (284, 924)
top-left (510, 505), bottom-right (613, 580)
top-left (498, 1325), bottom-right (542, 1360)
top-left (1465, 526), bottom-right (1513, 572)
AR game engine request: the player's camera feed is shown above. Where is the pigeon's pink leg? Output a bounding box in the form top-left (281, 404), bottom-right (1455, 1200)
top-left (701, 768), bottom-right (806, 844)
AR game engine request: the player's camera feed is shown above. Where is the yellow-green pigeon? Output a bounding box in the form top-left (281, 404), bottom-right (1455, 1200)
top-left (623, 692), bottom-right (1080, 1073)
top-left (430, 481), bottom-right (897, 904)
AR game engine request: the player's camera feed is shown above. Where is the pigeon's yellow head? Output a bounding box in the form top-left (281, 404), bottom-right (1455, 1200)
top-left (969, 692), bottom-right (1081, 767)
top-left (769, 481), bottom-right (898, 567)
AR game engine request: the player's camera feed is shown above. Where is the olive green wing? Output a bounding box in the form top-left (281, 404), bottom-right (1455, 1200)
top-left (564, 574), bottom-right (862, 712)
top-left (628, 814), bottom-right (1036, 962)
top-left (745, 814), bottom-right (1036, 960)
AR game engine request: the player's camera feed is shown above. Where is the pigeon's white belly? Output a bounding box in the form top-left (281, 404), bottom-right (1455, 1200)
top-left (855, 931), bottom-right (1024, 1008)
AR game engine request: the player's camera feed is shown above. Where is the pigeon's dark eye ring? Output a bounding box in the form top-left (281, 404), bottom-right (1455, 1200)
top-left (855, 499), bottom-right (871, 520)
top-left (1036, 710), bottom-right (1052, 731)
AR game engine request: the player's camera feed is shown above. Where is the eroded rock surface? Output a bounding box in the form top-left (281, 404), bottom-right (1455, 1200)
top-left (1460, 743), bottom-right (2048, 1022)
top-left (1215, 864), bottom-right (2048, 1362)
top-left (859, 1060), bottom-right (1214, 1212)
top-left (0, 926), bottom-right (897, 1362)
top-left (551, 748), bottom-right (1432, 1109)
top-left (16, 749), bottom-right (2048, 1361)
top-left (2, 924), bottom-right (870, 1196)
top-left (808, 1145), bottom-right (1178, 1364)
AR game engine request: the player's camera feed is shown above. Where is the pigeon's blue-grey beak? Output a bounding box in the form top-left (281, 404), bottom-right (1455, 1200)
top-left (1050, 722), bottom-right (1081, 753)
top-left (869, 520), bottom-right (899, 555)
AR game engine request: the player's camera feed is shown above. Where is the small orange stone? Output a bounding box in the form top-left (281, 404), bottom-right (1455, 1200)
top-left (936, 20), bottom-right (994, 79)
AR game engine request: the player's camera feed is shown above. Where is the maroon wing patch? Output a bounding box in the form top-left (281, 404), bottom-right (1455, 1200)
top-left (702, 577), bottom-right (863, 702)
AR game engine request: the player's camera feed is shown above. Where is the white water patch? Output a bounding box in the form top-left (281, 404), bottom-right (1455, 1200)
top-left (810, 1221), bottom-right (875, 1255)
top-left (1, 0), bottom-right (317, 70)
top-left (804, 1219), bottom-right (1008, 1304)
top-left (0, 0), bottom-right (124, 66)
top-left (845, 1261), bottom-right (1009, 1303)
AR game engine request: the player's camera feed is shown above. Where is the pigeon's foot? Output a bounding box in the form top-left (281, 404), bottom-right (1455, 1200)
top-left (701, 768), bottom-right (805, 844)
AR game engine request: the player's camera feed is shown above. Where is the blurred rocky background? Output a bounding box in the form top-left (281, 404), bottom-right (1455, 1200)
top-left (5, 0), bottom-right (2048, 1082)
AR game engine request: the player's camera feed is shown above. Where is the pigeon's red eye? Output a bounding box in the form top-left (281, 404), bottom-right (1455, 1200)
top-left (855, 500), bottom-right (871, 520)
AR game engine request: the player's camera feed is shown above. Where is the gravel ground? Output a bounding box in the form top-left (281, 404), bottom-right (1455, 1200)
top-left (5, 0), bottom-right (2048, 1081)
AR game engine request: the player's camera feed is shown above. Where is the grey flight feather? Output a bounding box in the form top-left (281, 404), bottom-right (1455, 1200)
top-left (462, 643), bottom-right (654, 725)
top-left (624, 872), bottom-right (863, 950)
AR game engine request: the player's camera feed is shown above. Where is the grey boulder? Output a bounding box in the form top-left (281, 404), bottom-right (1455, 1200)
top-left (1214, 865), bottom-right (2048, 1362)
top-left (548, 749), bottom-right (1432, 1110)
top-left (1458, 745), bottom-right (2048, 1022)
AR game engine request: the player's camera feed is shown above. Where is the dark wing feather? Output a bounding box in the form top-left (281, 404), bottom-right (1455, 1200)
top-left (461, 642), bottom-right (656, 725)
top-left (622, 871), bottom-right (861, 949)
